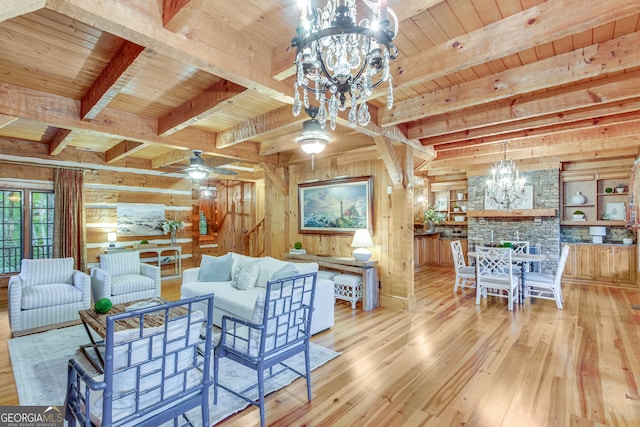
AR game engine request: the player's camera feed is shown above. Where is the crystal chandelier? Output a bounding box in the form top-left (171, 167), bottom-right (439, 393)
top-left (486, 142), bottom-right (526, 210)
top-left (291, 0), bottom-right (399, 130)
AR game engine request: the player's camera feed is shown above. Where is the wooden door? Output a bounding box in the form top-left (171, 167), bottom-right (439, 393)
top-left (594, 246), bottom-right (614, 282)
top-left (563, 244), bottom-right (577, 278)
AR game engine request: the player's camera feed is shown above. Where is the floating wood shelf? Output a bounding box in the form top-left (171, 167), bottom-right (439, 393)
top-left (466, 209), bottom-right (556, 218)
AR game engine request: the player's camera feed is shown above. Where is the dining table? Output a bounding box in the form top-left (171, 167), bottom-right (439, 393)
top-left (467, 250), bottom-right (548, 304)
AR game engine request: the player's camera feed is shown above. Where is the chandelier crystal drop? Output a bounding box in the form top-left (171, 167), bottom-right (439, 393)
top-left (291, 0), bottom-right (399, 129)
top-left (485, 142), bottom-right (526, 211)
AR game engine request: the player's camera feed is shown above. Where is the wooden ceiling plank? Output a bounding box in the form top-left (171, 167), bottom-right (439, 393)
top-left (374, 135), bottom-right (403, 188)
top-left (391, 0), bottom-right (640, 91)
top-left (409, 70), bottom-right (640, 140)
top-left (0, 81), bottom-right (271, 164)
top-left (105, 140), bottom-right (146, 163)
top-left (382, 30), bottom-right (640, 126)
top-left (81, 41), bottom-right (156, 120)
top-left (0, 0), bottom-right (45, 23)
top-left (162, 0), bottom-right (205, 31)
top-left (46, 0), bottom-right (292, 104)
top-left (158, 80), bottom-right (247, 136)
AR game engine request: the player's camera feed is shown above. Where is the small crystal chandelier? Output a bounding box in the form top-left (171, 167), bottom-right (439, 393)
top-left (291, 0), bottom-right (399, 130)
top-left (486, 142), bottom-right (526, 210)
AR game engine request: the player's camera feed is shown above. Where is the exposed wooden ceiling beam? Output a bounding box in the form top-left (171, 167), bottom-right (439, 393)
top-left (162, 0), bottom-right (204, 31)
top-left (390, 0), bottom-right (640, 93)
top-left (49, 129), bottom-right (80, 155)
top-left (0, 81), bottom-right (271, 164)
top-left (81, 41), bottom-right (156, 120)
top-left (374, 135), bottom-right (403, 188)
top-left (0, 114), bottom-right (18, 128)
top-left (382, 30), bottom-right (640, 126)
top-left (158, 80), bottom-right (246, 136)
top-left (409, 70), bottom-right (640, 141)
top-left (216, 105), bottom-right (300, 148)
top-left (105, 140), bottom-right (146, 163)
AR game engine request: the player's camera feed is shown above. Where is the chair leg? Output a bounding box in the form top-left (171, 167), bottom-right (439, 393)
top-left (258, 367), bottom-right (266, 427)
top-left (454, 276), bottom-right (460, 293)
top-left (213, 352), bottom-right (219, 404)
top-left (305, 346), bottom-right (312, 401)
top-left (475, 286), bottom-right (482, 305)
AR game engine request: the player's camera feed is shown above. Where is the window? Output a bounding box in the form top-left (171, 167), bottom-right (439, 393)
top-left (0, 190), bottom-right (54, 274)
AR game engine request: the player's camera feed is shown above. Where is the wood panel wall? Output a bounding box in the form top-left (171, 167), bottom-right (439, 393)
top-left (262, 156), bottom-right (416, 311)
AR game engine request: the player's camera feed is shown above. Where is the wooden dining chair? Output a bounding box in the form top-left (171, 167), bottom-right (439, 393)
top-left (475, 246), bottom-right (520, 311)
top-left (450, 240), bottom-right (475, 292)
top-left (523, 245), bottom-right (570, 309)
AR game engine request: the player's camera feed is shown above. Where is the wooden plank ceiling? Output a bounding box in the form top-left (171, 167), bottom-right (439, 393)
top-left (0, 0), bottom-right (639, 181)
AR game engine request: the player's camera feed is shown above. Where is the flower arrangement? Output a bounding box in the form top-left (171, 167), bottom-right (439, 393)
top-left (162, 220), bottom-right (184, 233)
top-left (424, 207), bottom-right (443, 224)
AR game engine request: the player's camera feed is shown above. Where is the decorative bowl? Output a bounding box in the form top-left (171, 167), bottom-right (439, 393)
top-left (572, 214), bottom-right (585, 220)
top-left (454, 215), bottom-right (465, 222)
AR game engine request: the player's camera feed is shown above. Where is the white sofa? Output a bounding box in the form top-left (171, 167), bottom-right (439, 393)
top-left (180, 253), bottom-right (334, 335)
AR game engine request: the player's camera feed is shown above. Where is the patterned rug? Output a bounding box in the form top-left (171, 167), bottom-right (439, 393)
top-left (8, 324), bottom-right (339, 425)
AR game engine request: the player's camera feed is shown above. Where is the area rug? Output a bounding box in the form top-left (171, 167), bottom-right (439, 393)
top-left (8, 325), bottom-right (339, 425)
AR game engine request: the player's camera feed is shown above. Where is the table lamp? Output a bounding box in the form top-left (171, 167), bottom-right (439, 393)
top-left (589, 226), bottom-right (606, 244)
top-left (107, 232), bottom-right (117, 248)
top-left (351, 229), bottom-right (374, 261)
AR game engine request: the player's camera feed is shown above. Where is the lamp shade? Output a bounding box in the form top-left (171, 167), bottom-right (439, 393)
top-left (351, 229), bottom-right (374, 261)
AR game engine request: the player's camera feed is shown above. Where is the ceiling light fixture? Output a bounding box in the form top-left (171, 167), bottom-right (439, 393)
top-left (291, 0), bottom-right (399, 130)
top-left (486, 141), bottom-right (526, 211)
top-left (187, 167), bottom-right (209, 180)
top-left (296, 107), bottom-right (331, 168)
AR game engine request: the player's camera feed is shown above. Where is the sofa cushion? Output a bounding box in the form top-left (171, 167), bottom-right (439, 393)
top-left (198, 253), bottom-right (232, 282)
top-left (256, 257), bottom-right (291, 288)
top-left (100, 252), bottom-right (140, 277)
top-left (19, 258), bottom-right (74, 287)
top-left (111, 274), bottom-right (156, 296)
top-left (232, 259), bottom-right (261, 290)
top-left (270, 262), bottom-right (299, 281)
top-left (230, 253), bottom-right (257, 280)
top-left (293, 262), bottom-right (319, 275)
top-left (21, 283), bottom-right (83, 309)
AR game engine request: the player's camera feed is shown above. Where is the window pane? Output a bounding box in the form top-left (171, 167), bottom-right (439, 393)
top-left (31, 192), bottom-right (54, 259)
top-left (1, 191), bottom-right (23, 273)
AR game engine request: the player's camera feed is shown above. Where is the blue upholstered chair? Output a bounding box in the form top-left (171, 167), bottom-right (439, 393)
top-left (214, 272), bottom-right (317, 427)
top-left (91, 251), bottom-right (160, 305)
top-left (65, 295), bottom-right (214, 427)
top-left (8, 257), bottom-right (91, 336)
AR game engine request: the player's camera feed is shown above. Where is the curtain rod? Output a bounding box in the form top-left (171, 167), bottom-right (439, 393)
top-left (0, 159), bottom-right (97, 173)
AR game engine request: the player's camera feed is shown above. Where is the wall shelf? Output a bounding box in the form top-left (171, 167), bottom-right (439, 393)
top-left (467, 209), bottom-right (556, 218)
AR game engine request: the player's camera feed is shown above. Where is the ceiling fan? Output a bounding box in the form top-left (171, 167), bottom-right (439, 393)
top-left (170, 150), bottom-right (238, 179)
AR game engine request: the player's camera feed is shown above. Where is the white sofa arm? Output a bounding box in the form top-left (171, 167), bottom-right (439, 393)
top-left (182, 267), bottom-right (200, 284)
top-left (73, 270), bottom-right (92, 308)
top-left (8, 275), bottom-right (23, 333)
top-left (90, 267), bottom-right (111, 302)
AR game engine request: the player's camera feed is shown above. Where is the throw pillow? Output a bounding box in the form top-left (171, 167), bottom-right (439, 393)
top-left (232, 259), bottom-right (261, 290)
top-left (198, 253), bottom-right (232, 282)
top-left (270, 262), bottom-right (299, 281)
top-left (255, 256), bottom-right (290, 288)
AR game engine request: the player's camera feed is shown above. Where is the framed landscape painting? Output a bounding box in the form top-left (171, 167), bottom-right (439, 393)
top-left (298, 176), bottom-right (373, 234)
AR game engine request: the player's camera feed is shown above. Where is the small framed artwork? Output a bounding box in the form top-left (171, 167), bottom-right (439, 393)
top-left (606, 202), bottom-right (626, 220)
top-left (435, 197), bottom-right (448, 211)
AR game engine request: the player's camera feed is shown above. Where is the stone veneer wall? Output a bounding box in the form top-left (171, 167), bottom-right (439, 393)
top-left (467, 169), bottom-right (560, 273)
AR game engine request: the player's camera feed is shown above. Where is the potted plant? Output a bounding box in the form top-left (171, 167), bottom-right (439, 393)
top-left (453, 205), bottom-right (461, 212)
top-left (616, 184), bottom-right (626, 193)
top-left (162, 219), bottom-right (185, 245)
top-left (572, 210), bottom-right (585, 220)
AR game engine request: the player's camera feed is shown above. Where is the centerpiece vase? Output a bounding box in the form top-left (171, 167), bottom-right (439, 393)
top-left (170, 230), bottom-right (177, 245)
top-left (426, 221), bottom-right (436, 233)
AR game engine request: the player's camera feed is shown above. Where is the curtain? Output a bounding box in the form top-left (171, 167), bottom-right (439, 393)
top-left (53, 168), bottom-right (86, 271)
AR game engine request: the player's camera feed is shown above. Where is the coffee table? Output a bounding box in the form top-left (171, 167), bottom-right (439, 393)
top-left (79, 298), bottom-right (186, 373)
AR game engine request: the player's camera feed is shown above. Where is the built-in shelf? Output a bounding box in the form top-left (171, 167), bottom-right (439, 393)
top-left (467, 209), bottom-right (557, 218)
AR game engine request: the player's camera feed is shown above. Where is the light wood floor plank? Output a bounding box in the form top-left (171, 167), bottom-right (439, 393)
top-left (1, 268), bottom-right (639, 425)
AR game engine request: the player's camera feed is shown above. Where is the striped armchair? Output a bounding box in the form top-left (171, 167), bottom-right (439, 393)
top-left (8, 257), bottom-right (91, 336)
top-left (91, 251), bottom-right (161, 305)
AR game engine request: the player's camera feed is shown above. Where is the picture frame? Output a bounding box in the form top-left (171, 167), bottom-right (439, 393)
top-left (298, 176), bottom-right (373, 234)
top-left (606, 202), bottom-right (626, 220)
top-left (484, 185), bottom-right (534, 210)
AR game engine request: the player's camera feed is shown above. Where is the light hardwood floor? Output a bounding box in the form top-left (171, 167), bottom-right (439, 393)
top-left (2, 268), bottom-right (640, 426)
